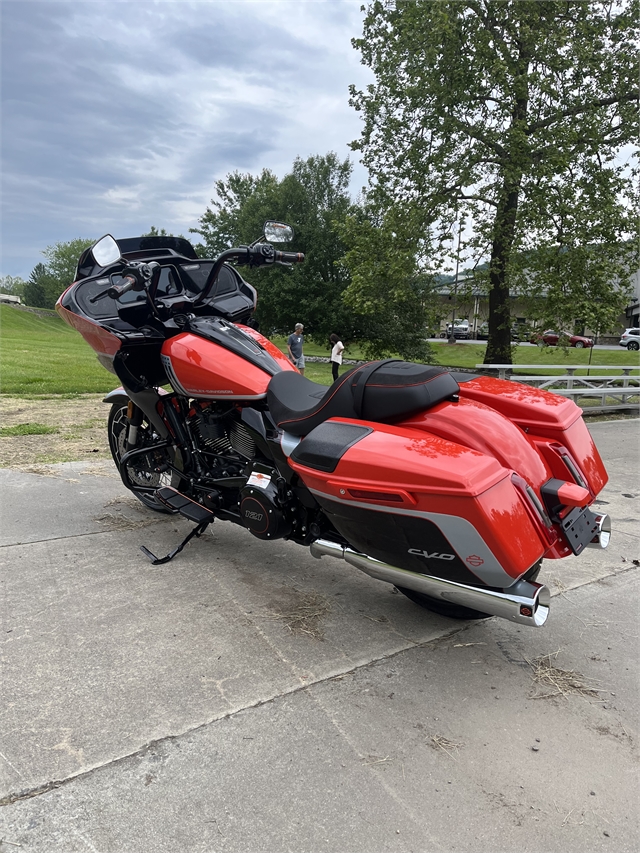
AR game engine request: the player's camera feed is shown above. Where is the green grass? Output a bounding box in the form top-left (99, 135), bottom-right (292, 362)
top-left (270, 335), bottom-right (368, 360)
top-left (0, 423), bottom-right (59, 436)
top-left (1, 304), bottom-right (637, 395)
top-left (0, 305), bottom-right (116, 395)
top-left (430, 342), bottom-right (640, 374)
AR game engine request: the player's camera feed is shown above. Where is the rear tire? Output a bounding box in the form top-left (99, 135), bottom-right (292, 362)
top-left (107, 402), bottom-right (183, 514)
top-left (628, 341), bottom-right (639, 351)
top-left (396, 561), bottom-right (542, 621)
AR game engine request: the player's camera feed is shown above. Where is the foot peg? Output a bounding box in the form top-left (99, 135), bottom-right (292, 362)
top-left (141, 487), bottom-right (215, 565)
top-left (155, 486), bottom-right (216, 524)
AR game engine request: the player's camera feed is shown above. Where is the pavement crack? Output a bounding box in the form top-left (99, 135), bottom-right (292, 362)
top-left (0, 623), bottom-right (467, 808)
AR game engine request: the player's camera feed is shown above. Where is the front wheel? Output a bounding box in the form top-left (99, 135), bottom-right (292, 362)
top-left (574, 340), bottom-right (585, 349)
top-left (396, 562), bottom-right (542, 621)
top-left (107, 402), bottom-right (183, 513)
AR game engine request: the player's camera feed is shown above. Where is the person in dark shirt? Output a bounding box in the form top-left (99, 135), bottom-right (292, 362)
top-left (287, 323), bottom-right (305, 375)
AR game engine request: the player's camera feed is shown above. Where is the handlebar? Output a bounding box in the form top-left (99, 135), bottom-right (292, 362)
top-left (194, 243), bottom-right (305, 305)
top-left (274, 250), bottom-right (305, 263)
top-left (89, 274), bottom-right (137, 303)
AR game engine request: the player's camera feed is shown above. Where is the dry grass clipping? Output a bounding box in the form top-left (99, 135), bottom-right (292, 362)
top-left (264, 590), bottom-right (331, 639)
top-left (527, 651), bottom-right (601, 700)
top-left (93, 512), bottom-right (155, 531)
top-left (430, 735), bottom-right (464, 760)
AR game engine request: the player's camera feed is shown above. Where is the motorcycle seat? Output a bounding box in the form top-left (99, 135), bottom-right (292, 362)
top-left (267, 360), bottom-right (459, 436)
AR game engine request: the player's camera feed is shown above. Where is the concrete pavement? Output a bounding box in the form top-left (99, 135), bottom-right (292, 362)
top-left (1, 421), bottom-right (638, 852)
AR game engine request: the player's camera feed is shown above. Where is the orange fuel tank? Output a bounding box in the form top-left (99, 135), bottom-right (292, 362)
top-left (161, 322), bottom-right (294, 400)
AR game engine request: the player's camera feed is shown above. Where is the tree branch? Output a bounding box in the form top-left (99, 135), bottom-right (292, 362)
top-left (527, 90), bottom-right (639, 135)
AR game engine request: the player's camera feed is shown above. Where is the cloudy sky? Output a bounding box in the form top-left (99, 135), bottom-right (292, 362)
top-left (1, 0), bottom-right (374, 279)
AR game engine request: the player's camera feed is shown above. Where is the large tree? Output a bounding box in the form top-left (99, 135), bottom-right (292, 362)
top-left (0, 275), bottom-right (27, 299)
top-left (348, 0), bottom-right (639, 362)
top-left (194, 154), bottom-right (359, 349)
top-left (24, 238), bottom-right (94, 308)
top-left (193, 153), bottom-right (438, 359)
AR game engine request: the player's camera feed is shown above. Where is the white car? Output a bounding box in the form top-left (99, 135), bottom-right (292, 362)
top-left (443, 319), bottom-right (470, 339)
top-left (619, 328), bottom-right (640, 351)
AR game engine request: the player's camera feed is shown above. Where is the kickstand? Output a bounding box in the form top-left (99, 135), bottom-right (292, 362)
top-left (140, 519), bottom-right (211, 566)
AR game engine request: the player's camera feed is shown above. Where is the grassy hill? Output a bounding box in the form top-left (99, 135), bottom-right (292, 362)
top-left (1, 304), bottom-right (637, 396)
top-left (0, 305), bottom-right (116, 395)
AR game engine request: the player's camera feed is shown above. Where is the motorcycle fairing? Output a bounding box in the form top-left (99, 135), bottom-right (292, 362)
top-left (56, 300), bottom-right (123, 359)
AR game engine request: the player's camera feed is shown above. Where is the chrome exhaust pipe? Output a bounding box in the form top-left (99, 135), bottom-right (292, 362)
top-left (310, 539), bottom-right (550, 627)
top-left (586, 513), bottom-right (611, 549)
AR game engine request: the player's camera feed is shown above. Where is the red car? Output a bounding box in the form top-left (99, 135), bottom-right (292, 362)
top-left (531, 330), bottom-right (594, 348)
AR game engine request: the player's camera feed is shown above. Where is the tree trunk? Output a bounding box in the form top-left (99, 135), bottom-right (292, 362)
top-left (484, 180), bottom-right (521, 365)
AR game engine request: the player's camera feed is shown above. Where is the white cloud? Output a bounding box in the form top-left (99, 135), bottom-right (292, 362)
top-left (0, 0), bottom-right (372, 276)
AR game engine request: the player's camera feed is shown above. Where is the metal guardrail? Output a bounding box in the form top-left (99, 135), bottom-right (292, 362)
top-left (476, 364), bottom-right (640, 413)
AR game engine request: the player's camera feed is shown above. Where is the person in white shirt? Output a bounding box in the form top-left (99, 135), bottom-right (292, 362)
top-left (329, 333), bottom-right (344, 382)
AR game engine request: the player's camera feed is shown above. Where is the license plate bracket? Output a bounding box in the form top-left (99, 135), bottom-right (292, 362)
top-left (561, 506), bottom-right (598, 555)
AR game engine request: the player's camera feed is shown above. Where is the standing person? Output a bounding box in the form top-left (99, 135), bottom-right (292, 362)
top-left (287, 323), bottom-right (305, 375)
top-left (329, 333), bottom-right (344, 382)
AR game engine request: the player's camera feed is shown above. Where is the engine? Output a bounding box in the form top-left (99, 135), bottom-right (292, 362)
top-left (188, 403), bottom-right (292, 540)
top-left (191, 403), bottom-right (256, 457)
top-left (239, 462), bottom-right (292, 540)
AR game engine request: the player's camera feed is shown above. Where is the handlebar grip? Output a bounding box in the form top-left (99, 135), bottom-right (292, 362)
top-left (274, 251), bottom-right (305, 263)
top-left (107, 275), bottom-right (137, 299)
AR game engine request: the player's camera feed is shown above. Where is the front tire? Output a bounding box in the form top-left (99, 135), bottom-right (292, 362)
top-left (574, 340), bottom-right (585, 349)
top-left (107, 402), bottom-right (183, 513)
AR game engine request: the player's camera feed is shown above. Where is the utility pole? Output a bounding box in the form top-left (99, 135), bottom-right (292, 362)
top-left (447, 217), bottom-right (463, 345)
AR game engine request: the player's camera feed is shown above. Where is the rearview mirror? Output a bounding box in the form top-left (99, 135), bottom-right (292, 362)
top-left (263, 221), bottom-right (294, 243)
top-left (91, 234), bottom-right (121, 267)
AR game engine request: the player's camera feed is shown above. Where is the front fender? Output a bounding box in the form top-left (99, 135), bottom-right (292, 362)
top-left (102, 386), bottom-right (170, 440)
top-left (103, 387), bottom-right (129, 406)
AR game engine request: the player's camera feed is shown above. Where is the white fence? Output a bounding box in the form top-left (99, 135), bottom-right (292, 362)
top-left (477, 364), bottom-right (640, 413)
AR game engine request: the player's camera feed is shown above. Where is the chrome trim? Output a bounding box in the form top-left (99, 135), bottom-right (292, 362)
top-left (280, 431), bottom-right (302, 457)
top-left (161, 354), bottom-right (191, 397)
top-left (310, 539), bottom-right (550, 627)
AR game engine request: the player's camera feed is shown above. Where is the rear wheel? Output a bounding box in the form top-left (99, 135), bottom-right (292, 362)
top-left (396, 561), bottom-right (542, 621)
top-left (108, 402), bottom-right (183, 513)
top-left (628, 341), bottom-right (639, 351)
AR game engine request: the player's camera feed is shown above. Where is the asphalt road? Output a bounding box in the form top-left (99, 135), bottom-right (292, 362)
top-left (0, 420), bottom-right (638, 852)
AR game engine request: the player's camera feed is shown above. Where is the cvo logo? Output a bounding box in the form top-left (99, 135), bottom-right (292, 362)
top-left (408, 548), bottom-right (456, 561)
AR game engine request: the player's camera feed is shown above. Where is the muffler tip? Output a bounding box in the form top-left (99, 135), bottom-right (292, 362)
top-left (522, 583), bottom-right (550, 627)
top-left (587, 513), bottom-right (611, 549)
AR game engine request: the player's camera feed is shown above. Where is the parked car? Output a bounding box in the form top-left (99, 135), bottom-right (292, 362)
top-left (511, 323), bottom-right (530, 342)
top-left (530, 329), bottom-right (594, 348)
top-left (619, 328), bottom-right (640, 351)
top-left (475, 323), bottom-right (527, 341)
top-left (443, 319), bottom-right (470, 339)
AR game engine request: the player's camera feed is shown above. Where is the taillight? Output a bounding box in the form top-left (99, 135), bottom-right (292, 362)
top-left (548, 443), bottom-right (589, 490)
top-left (511, 473), bottom-right (555, 545)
